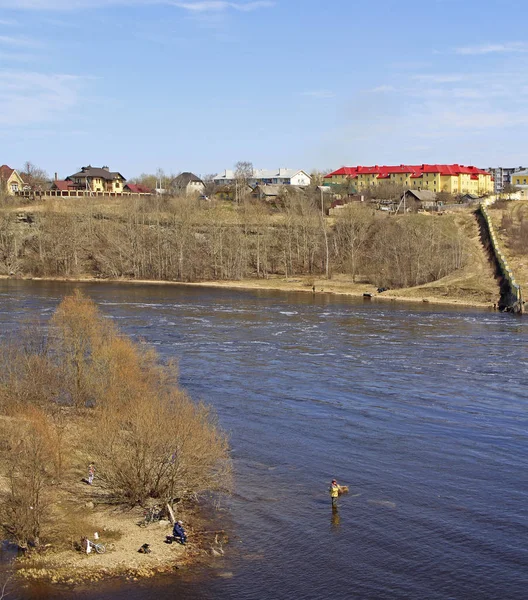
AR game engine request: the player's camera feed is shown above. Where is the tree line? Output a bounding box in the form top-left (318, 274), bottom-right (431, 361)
top-left (0, 193), bottom-right (469, 289)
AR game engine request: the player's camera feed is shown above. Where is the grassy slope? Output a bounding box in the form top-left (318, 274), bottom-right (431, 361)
top-left (487, 201), bottom-right (528, 291)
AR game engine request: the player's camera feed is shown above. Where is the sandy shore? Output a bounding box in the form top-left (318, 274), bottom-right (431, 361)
top-left (16, 510), bottom-right (188, 585)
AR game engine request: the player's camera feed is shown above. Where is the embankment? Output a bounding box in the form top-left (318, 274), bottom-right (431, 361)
top-left (478, 200), bottom-right (524, 313)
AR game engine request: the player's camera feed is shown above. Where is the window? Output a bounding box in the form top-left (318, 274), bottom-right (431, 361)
top-left (11, 183), bottom-right (19, 192)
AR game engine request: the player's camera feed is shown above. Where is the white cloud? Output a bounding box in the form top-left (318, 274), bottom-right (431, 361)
top-left (0, 34), bottom-right (41, 46)
top-left (455, 42), bottom-right (528, 55)
top-left (301, 90), bottom-right (335, 99)
top-left (0, 0), bottom-right (275, 10)
top-left (412, 74), bottom-right (465, 84)
top-left (0, 51), bottom-right (37, 61)
top-left (0, 71), bottom-right (89, 126)
top-left (170, 1), bottom-right (274, 11)
top-left (367, 85), bottom-right (396, 93)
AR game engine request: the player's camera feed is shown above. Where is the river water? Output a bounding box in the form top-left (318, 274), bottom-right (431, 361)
top-left (0, 280), bottom-right (527, 600)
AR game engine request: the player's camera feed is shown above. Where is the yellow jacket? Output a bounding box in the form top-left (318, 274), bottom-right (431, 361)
top-left (330, 484), bottom-right (340, 498)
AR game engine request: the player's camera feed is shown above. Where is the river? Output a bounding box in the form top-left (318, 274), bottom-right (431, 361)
top-left (0, 280), bottom-right (526, 600)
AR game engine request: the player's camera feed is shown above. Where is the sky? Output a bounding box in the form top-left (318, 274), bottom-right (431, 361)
top-left (1, 0), bottom-right (527, 179)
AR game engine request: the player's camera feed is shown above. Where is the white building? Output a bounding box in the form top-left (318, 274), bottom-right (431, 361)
top-left (214, 168), bottom-right (311, 187)
top-left (171, 172), bottom-right (205, 196)
top-left (487, 166), bottom-right (525, 194)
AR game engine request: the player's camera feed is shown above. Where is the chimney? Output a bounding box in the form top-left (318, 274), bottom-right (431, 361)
top-left (102, 165), bottom-right (109, 171)
top-left (54, 172), bottom-right (58, 181)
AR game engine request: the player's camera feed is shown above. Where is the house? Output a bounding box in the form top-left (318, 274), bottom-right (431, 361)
top-left (0, 165), bottom-right (26, 195)
top-left (214, 168), bottom-right (311, 187)
top-left (171, 172), bottom-right (205, 196)
top-left (50, 180), bottom-right (79, 194)
top-left (324, 164), bottom-right (494, 196)
top-left (251, 184), bottom-right (284, 201)
top-left (511, 168), bottom-right (528, 188)
top-left (401, 189), bottom-right (440, 211)
top-left (123, 183), bottom-right (154, 194)
top-left (65, 165), bottom-right (126, 193)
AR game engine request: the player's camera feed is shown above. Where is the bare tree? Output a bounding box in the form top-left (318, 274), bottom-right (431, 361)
top-left (20, 161), bottom-right (49, 191)
top-left (502, 183), bottom-right (519, 200)
top-left (234, 161), bottom-right (254, 203)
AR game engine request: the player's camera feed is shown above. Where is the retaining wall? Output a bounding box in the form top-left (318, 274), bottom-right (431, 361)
top-left (479, 199), bottom-right (524, 314)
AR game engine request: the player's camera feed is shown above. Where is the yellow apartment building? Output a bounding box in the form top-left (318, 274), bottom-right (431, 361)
top-left (324, 164), bottom-right (494, 196)
top-left (511, 169), bottom-right (528, 187)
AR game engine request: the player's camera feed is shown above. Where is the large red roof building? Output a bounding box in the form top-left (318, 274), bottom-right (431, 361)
top-left (324, 164), bottom-right (494, 196)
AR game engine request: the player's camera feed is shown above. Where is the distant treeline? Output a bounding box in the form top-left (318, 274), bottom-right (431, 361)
top-left (0, 195), bottom-right (468, 289)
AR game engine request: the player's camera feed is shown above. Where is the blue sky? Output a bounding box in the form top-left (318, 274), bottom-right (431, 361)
top-left (0, 0), bottom-right (527, 179)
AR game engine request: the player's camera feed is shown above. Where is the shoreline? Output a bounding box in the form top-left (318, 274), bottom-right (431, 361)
top-left (0, 274), bottom-right (496, 310)
top-left (13, 498), bottom-right (215, 586)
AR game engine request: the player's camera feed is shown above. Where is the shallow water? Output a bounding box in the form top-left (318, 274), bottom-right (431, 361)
top-left (0, 280), bottom-right (527, 600)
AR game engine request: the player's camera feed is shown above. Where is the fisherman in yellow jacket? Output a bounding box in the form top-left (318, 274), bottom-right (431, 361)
top-left (329, 479), bottom-right (341, 507)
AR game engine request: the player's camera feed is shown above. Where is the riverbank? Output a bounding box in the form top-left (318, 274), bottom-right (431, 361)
top-left (0, 270), bottom-right (498, 309)
top-left (0, 293), bottom-right (230, 587)
top-left (15, 505), bottom-right (188, 585)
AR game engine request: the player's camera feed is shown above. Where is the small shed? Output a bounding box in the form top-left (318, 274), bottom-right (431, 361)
top-left (252, 184), bottom-right (283, 201)
top-left (400, 189), bottom-right (439, 212)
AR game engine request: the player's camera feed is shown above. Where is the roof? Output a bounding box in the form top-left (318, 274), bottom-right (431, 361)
top-left (124, 183), bottom-right (153, 194)
top-left (0, 164), bottom-right (17, 179)
top-left (324, 164), bottom-right (492, 179)
top-left (67, 165), bottom-right (125, 181)
top-left (172, 172), bottom-right (204, 186)
top-left (513, 168), bottom-right (528, 176)
top-left (253, 184), bottom-right (283, 196)
top-left (403, 190), bottom-right (437, 202)
top-left (51, 180), bottom-right (78, 191)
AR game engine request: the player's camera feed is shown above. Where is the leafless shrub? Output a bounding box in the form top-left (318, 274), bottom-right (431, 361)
top-left (0, 407), bottom-right (58, 546)
top-left (0, 292), bottom-right (232, 545)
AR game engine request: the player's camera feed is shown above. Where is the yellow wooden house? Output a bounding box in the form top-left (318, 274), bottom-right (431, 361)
top-left (0, 165), bottom-right (26, 195)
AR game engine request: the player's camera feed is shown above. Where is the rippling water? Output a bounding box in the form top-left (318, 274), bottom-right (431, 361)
top-left (0, 280), bottom-right (527, 600)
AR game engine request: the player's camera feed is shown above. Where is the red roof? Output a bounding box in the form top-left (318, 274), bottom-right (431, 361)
top-left (324, 164), bottom-right (491, 179)
top-left (124, 183), bottom-right (153, 194)
top-left (51, 180), bottom-right (78, 191)
top-left (0, 164), bottom-right (15, 179)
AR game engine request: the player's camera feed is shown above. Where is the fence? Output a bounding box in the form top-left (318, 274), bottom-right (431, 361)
top-left (14, 190), bottom-right (152, 199)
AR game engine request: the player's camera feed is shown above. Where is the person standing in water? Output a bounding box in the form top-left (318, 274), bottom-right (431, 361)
top-left (329, 479), bottom-right (341, 507)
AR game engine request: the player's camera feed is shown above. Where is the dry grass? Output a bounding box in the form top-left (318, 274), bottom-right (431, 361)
top-left (488, 200), bottom-right (528, 290)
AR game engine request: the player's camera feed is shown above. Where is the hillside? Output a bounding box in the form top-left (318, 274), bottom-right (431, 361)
top-left (0, 196), bottom-right (501, 308)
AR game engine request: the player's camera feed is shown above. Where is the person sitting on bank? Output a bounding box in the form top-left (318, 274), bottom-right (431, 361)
top-left (173, 520), bottom-right (187, 545)
top-left (329, 479), bottom-right (341, 507)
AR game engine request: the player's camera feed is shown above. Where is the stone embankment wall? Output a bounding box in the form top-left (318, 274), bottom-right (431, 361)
top-left (480, 199), bottom-right (524, 314)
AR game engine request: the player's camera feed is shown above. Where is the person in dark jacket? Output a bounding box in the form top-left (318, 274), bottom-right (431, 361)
top-left (172, 520), bottom-right (187, 544)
